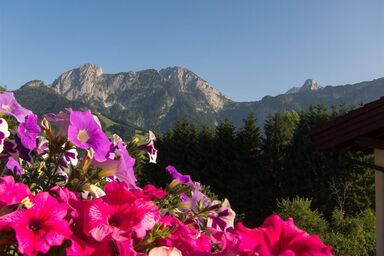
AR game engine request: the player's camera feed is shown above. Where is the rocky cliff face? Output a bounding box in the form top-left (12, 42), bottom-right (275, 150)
top-left (298, 79), bottom-right (322, 92)
top-left (285, 79), bottom-right (322, 94)
top-left (52, 64), bottom-right (103, 101)
top-left (51, 64), bottom-right (229, 129)
top-left (159, 67), bottom-right (227, 112)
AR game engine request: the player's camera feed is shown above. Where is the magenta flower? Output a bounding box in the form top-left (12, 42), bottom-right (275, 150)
top-left (83, 181), bottom-right (160, 243)
top-left (208, 228), bottom-right (240, 255)
top-left (140, 184), bottom-right (167, 200)
top-left (158, 216), bottom-right (212, 256)
top-left (65, 235), bottom-right (95, 256)
top-left (95, 141), bottom-right (138, 189)
top-left (49, 186), bottom-right (81, 219)
top-left (2, 192), bottom-right (72, 256)
top-left (0, 92), bottom-right (33, 122)
top-left (0, 176), bottom-right (31, 209)
top-left (236, 214), bottom-right (333, 255)
top-left (68, 110), bottom-right (111, 162)
top-left (115, 239), bottom-right (146, 256)
top-left (17, 114), bottom-right (41, 150)
top-left (0, 176), bottom-right (32, 237)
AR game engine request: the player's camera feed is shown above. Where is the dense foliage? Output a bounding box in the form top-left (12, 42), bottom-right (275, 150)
top-left (0, 92), bottom-right (333, 255)
top-left (140, 106), bottom-right (375, 255)
top-left (277, 198), bottom-right (375, 256)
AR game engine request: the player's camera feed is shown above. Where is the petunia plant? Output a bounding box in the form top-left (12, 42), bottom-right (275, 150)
top-left (0, 92), bottom-right (334, 255)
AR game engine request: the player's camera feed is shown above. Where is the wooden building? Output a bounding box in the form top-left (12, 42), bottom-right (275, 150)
top-left (311, 97), bottom-right (384, 256)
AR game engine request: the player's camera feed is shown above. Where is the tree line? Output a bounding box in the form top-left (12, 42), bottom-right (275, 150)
top-left (139, 105), bottom-right (374, 226)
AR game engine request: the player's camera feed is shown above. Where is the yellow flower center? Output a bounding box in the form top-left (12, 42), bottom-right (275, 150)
top-left (1, 104), bottom-right (11, 112)
top-left (77, 129), bottom-right (90, 143)
top-left (21, 196), bottom-right (34, 209)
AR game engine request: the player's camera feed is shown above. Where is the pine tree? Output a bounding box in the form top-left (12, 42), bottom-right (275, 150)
top-left (208, 119), bottom-right (238, 201)
top-left (233, 114), bottom-right (263, 223)
top-left (196, 124), bottom-right (215, 183)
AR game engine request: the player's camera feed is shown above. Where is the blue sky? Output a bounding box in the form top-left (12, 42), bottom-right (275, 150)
top-left (0, 0), bottom-right (383, 101)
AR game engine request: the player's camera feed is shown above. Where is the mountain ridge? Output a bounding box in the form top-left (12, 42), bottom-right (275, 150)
top-left (10, 64), bottom-right (384, 131)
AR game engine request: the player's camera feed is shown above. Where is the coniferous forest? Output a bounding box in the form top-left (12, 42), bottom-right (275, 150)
top-left (139, 105), bottom-right (376, 255)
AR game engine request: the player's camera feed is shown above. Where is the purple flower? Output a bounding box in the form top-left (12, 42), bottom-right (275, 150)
top-left (44, 110), bottom-right (70, 136)
top-left (5, 156), bottom-right (24, 175)
top-left (67, 110), bottom-right (111, 162)
top-left (36, 136), bottom-right (49, 155)
top-left (190, 190), bottom-right (212, 212)
top-left (95, 141), bottom-right (138, 189)
top-left (54, 148), bottom-right (79, 179)
top-left (64, 148), bottom-right (78, 166)
top-left (0, 92), bottom-right (33, 122)
top-left (4, 136), bottom-right (33, 163)
top-left (207, 199), bottom-right (236, 232)
top-left (17, 114), bottom-right (41, 150)
top-left (138, 131), bottom-right (158, 163)
top-left (15, 136), bottom-right (33, 163)
top-left (166, 165), bottom-right (201, 190)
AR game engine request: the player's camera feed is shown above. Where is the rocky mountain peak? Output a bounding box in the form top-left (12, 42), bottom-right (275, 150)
top-left (159, 66), bottom-right (201, 90)
top-left (158, 66), bottom-right (228, 111)
top-left (21, 80), bottom-right (46, 89)
top-left (299, 79), bottom-right (321, 92)
top-left (286, 79), bottom-right (322, 94)
top-left (48, 64), bottom-right (230, 128)
top-left (78, 63), bottom-right (103, 77)
top-left (52, 64), bottom-right (103, 100)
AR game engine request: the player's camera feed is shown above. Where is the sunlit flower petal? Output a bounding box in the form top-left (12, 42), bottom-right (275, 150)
top-left (0, 92), bottom-right (33, 122)
top-left (68, 110), bottom-right (111, 162)
top-left (17, 114), bottom-right (41, 150)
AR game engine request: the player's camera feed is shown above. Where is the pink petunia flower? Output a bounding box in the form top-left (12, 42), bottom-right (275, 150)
top-left (17, 114), bottom-right (41, 150)
top-left (208, 228), bottom-right (243, 256)
top-left (236, 214), bottom-right (333, 256)
top-left (66, 235), bottom-right (96, 256)
top-left (83, 181), bottom-right (160, 243)
top-left (68, 110), bottom-right (111, 162)
top-left (158, 216), bottom-right (212, 256)
top-left (140, 184), bottom-right (167, 200)
top-left (2, 192), bottom-right (72, 256)
top-left (0, 176), bottom-right (31, 209)
top-left (115, 239), bottom-right (147, 256)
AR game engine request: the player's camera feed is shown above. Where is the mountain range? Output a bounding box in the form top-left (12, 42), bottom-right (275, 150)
top-left (10, 64), bottom-right (384, 132)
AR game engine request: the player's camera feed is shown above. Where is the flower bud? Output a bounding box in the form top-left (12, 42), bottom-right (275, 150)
top-left (78, 148), bottom-right (94, 173)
